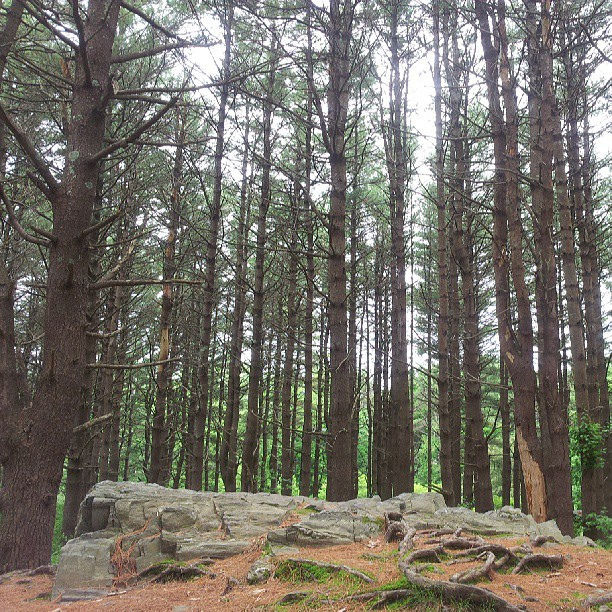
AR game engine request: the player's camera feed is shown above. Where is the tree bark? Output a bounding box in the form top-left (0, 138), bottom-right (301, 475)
top-left (191, 1), bottom-right (233, 490)
top-left (0, 0), bottom-right (121, 570)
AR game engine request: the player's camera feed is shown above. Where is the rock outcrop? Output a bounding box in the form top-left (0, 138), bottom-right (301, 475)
top-left (53, 480), bottom-right (569, 599)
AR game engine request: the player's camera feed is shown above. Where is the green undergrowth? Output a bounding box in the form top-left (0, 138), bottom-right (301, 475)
top-left (51, 494), bottom-right (67, 565)
top-left (275, 559), bottom-right (368, 592)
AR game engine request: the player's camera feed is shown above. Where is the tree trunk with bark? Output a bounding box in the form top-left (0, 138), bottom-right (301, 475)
top-left (191, 2), bottom-right (233, 491)
top-left (0, 0), bottom-right (120, 570)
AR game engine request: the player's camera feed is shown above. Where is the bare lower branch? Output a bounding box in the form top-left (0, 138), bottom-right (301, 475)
top-left (0, 184), bottom-right (51, 247)
top-left (0, 104), bottom-right (60, 193)
top-left (87, 358), bottom-right (180, 370)
top-left (91, 278), bottom-right (204, 290)
top-left (88, 98), bottom-right (178, 163)
top-left (72, 412), bottom-right (113, 435)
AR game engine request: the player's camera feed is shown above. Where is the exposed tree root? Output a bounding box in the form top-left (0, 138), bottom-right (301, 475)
top-left (582, 591), bottom-right (612, 608)
top-left (403, 544), bottom-right (445, 565)
top-left (282, 558), bottom-right (374, 583)
top-left (529, 535), bottom-right (556, 547)
top-left (454, 544), bottom-right (517, 560)
top-left (344, 589), bottom-right (418, 608)
top-left (442, 536), bottom-right (485, 550)
top-left (450, 552), bottom-right (495, 584)
top-left (277, 591), bottom-right (309, 604)
top-left (511, 553), bottom-right (563, 575)
top-left (399, 559), bottom-right (524, 612)
top-left (148, 565), bottom-right (215, 584)
top-left (493, 554), bottom-right (510, 570)
top-left (385, 521), bottom-right (407, 543)
top-left (399, 528), bottom-right (417, 554)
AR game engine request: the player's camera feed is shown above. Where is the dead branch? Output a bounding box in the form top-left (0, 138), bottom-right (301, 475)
top-left (511, 553), bottom-right (563, 575)
top-left (450, 551), bottom-right (495, 584)
top-left (72, 412), bottom-right (113, 435)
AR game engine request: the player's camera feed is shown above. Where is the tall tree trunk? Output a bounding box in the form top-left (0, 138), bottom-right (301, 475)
top-left (0, 0), bottom-right (121, 570)
top-left (191, 1), bottom-right (233, 490)
top-left (228, 105), bottom-right (251, 492)
top-left (526, 0), bottom-right (573, 535)
top-left (149, 113), bottom-right (184, 484)
top-left (433, 0), bottom-right (454, 506)
top-left (384, 0), bottom-right (411, 495)
top-left (324, 0), bottom-right (353, 502)
top-left (475, 0), bottom-right (548, 526)
top-left (269, 300), bottom-right (283, 493)
top-left (281, 211), bottom-right (298, 496)
top-left (240, 45), bottom-right (277, 492)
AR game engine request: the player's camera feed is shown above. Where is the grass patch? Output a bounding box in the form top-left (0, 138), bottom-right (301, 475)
top-left (275, 559), bottom-right (368, 590)
top-left (276, 560), bottom-right (333, 583)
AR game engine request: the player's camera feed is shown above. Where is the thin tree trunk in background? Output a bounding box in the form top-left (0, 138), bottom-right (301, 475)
top-left (229, 106), bottom-right (251, 491)
top-left (501, 358), bottom-right (511, 507)
top-left (299, 15), bottom-right (315, 494)
top-left (313, 319), bottom-right (327, 497)
top-left (260, 334), bottom-right (274, 490)
top-left (149, 114), bottom-right (184, 484)
top-left (240, 41), bottom-right (277, 492)
top-left (269, 300), bottom-right (283, 493)
top-left (191, 2), bottom-right (233, 491)
top-left (281, 207), bottom-right (298, 496)
top-left (576, 105), bottom-right (609, 517)
top-left (348, 179), bottom-right (358, 497)
top-left (433, 0), bottom-right (453, 506)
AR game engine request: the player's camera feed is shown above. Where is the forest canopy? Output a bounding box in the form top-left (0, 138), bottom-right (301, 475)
top-left (0, 0), bottom-right (610, 571)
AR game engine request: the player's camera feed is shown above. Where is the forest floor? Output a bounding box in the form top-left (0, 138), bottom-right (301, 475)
top-left (1, 533), bottom-right (611, 611)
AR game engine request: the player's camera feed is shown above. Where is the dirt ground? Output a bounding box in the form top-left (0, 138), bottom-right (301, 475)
top-left (1, 534), bottom-right (610, 611)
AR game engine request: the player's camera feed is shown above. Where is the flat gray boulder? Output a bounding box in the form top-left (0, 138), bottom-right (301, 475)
top-left (53, 481), bottom-right (569, 599)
